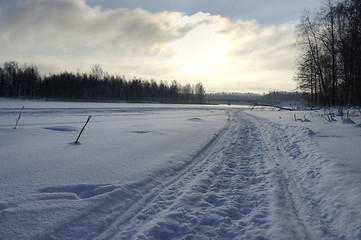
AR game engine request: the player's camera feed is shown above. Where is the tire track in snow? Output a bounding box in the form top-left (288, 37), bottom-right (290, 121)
top-left (116, 110), bottom-right (331, 240)
top-left (35, 109), bottom-right (330, 239)
top-left (105, 110), bottom-right (273, 239)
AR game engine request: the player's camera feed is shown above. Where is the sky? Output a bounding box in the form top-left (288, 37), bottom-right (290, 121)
top-left (0, 0), bottom-right (321, 93)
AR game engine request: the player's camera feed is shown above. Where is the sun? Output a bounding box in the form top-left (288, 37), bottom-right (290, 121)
top-left (167, 15), bottom-right (230, 75)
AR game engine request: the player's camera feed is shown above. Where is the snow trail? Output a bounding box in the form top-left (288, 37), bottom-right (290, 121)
top-left (2, 106), bottom-right (361, 239)
top-left (106, 111), bottom-right (273, 239)
top-left (35, 110), bottom-right (313, 239)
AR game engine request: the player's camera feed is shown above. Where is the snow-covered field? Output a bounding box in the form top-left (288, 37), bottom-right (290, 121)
top-left (1, 98), bottom-right (361, 239)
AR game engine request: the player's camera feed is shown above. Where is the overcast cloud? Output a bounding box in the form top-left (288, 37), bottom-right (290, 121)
top-left (0, 0), bottom-right (312, 93)
top-left (86, 0), bottom-right (321, 26)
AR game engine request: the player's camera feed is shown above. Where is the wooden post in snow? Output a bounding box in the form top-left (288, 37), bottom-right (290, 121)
top-left (14, 106), bottom-right (24, 129)
top-left (75, 115), bottom-right (92, 144)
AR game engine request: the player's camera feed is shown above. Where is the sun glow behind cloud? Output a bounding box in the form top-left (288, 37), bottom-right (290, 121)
top-left (0, 0), bottom-right (297, 93)
top-left (167, 13), bottom-right (230, 75)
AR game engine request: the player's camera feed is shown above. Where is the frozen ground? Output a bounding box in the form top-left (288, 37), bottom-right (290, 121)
top-left (0, 98), bottom-right (361, 239)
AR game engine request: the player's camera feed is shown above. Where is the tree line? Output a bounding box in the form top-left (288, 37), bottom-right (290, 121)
top-left (0, 62), bottom-right (206, 103)
top-left (207, 91), bottom-right (307, 103)
top-left (295, 0), bottom-right (361, 106)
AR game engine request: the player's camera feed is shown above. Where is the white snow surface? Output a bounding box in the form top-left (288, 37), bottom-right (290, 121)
top-left (1, 98), bottom-right (361, 239)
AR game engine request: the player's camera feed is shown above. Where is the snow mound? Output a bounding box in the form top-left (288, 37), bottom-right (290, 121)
top-left (39, 184), bottom-right (118, 199)
top-left (187, 118), bottom-right (204, 121)
top-left (127, 130), bottom-right (153, 134)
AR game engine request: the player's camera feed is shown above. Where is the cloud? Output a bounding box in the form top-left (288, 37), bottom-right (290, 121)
top-left (164, 15), bottom-right (297, 92)
top-left (85, 0), bottom-right (321, 26)
top-left (0, 0), bottom-right (189, 53)
top-left (208, 19), bottom-right (297, 92)
top-left (0, 0), bottom-right (298, 93)
top-left (220, 19), bottom-right (296, 66)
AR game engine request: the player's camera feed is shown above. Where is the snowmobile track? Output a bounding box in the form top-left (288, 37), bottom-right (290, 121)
top-left (35, 110), bottom-right (336, 240)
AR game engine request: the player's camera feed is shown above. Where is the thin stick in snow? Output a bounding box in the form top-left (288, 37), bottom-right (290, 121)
top-left (14, 106), bottom-right (24, 129)
top-left (75, 115), bottom-right (92, 144)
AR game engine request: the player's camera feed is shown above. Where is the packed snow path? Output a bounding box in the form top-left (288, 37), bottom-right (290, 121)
top-left (1, 106), bottom-right (361, 239)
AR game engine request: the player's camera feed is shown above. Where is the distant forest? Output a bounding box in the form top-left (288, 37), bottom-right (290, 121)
top-left (295, 0), bottom-right (361, 106)
top-left (207, 92), bottom-right (308, 104)
top-left (0, 62), bottom-right (205, 103)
